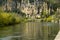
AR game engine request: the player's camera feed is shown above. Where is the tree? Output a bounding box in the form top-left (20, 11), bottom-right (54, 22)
top-left (17, 0), bottom-right (21, 6)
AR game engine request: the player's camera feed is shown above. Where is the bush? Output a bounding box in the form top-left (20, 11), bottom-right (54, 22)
top-left (0, 12), bottom-right (23, 26)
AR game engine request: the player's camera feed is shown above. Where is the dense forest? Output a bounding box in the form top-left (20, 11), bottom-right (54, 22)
top-left (0, 0), bottom-right (59, 9)
top-left (0, 0), bottom-right (59, 26)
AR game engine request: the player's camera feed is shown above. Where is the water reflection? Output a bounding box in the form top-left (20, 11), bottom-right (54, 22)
top-left (0, 22), bottom-right (59, 40)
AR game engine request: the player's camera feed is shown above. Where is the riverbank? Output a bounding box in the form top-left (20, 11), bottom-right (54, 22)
top-left (0, 11), bottom-right (59, 26)
top-left (0, 12), bottom-right (26, 26)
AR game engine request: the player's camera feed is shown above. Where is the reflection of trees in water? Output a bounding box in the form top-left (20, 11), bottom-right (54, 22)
top-left (22, 22), bottom-right (59, 40)
top-left (0, 22), bottom-right (59, 40)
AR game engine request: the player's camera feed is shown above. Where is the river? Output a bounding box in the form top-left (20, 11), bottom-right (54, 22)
top-left (0, 22), bottom-right (59, 40)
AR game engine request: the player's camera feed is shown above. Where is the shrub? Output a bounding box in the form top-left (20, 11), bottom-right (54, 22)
top-left (0, 12), bottom-right (23, 26)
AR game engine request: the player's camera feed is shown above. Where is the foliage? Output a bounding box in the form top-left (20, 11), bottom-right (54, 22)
top-left (0, 12), bottom-right (24, 26)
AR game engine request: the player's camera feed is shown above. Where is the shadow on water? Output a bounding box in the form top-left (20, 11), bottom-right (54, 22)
top-left (0, 22), bottom-right (59, 40)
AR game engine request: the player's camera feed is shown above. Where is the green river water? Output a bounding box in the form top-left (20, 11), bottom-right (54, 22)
top-left (0, 22), bottom-right (59, 40)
